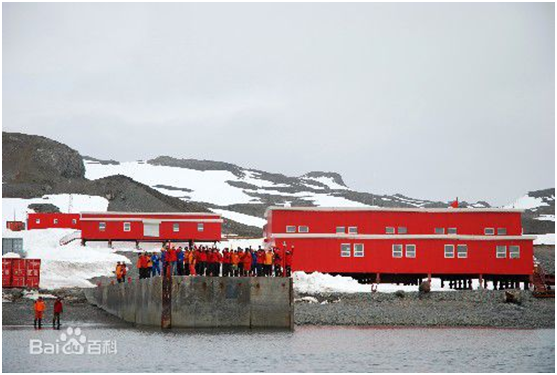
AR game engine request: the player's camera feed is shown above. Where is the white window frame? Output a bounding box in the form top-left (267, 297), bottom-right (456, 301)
top-left (497, 228), bottom-right (507, 236)
top-left (386, 227), bottom-right (395, 234)
top-left (36, 219), bottom-right (40, 224)
top-left (398, 227), bottom-right (407, 234)
top-left (496, 245), bottom-right (507, 259)
top-left (484, 228), bottom-right (495, 236)
top-left (123, 222), bottom-right (131, 232)
top-left (456, 244), bottom-right (468, 259)
top-left (444, 244), bottom-right (455, 258)
top-left (509, 245), bottom-right (520, 259)
top-left (336, 226), bottom-right (345, 234)
top-left (353, 243), bottom-right (364, 257)
top-left (405, 244), bottom-right (416, 258)
top-left (286, 225), bottom-right (296, 233)
top-left (72, 219), bottom-right (77, 225)
top-left (173, 223), bottom-right (180, 233)
top-left (99, 222), bottom-right (106, 232)
top-left (197, 223), bottom-right (204, 232)
top-left (348, 226), bottom-right (358, 234)
top-left (53, 219), bottom-right (58, 224)
top-left (447, 228), bottom-right (457, 235)
top-left (435, 227), bottom-right (445, 234)
top-left (392, 244), bottom-right (403, 258)
top-left (340, 243), bottom-right (351, 258)
top-left (298, 225), bottom-right (309, 233)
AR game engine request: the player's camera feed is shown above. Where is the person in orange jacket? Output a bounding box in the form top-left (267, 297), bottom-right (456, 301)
top-left (115, 262), bottom-right (123, 283)
top-left (242, 250), bottom-right (252, 277)
top-left (231, 250), bottom-right (240, 277)
top-left (34, 297), bottom-right (46, 329)
top-left (264, 250), bottom-right (274, 276)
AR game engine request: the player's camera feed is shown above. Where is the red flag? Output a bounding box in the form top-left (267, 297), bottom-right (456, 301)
top-left (450, 197), bottom-right (459, 208)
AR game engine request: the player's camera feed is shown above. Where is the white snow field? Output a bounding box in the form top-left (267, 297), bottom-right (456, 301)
top-left (2, 194), bottom-right (109, 227)
top-left (293, 272), bottom-right (481, 294)
top-left (84, 160), bottom-right (368, 209)
top-left (504, 194), bottom-right (553, 210)
top-left (534, 233), bottom-right (555, 245)
top-left (211, 208), bottom-right (266, 228)
top-left (2, 229), bottom-right (129, 290)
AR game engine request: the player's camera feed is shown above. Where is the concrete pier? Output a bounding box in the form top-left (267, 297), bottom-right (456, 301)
top-left (86, 276), bottom-right (294, 329)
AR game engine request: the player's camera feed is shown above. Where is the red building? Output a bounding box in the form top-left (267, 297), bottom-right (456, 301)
top-left (264, 207), bottom-right (535, 288)
top-left (27, 213), bottom-right (81, 230)
top-left (6, 221), bottom-right (25, 231)
top-left (80, 212), bottom-right (222, 244)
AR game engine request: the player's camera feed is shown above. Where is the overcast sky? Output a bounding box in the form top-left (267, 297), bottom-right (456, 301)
top-left (3, 3), bottom-right (555, 205)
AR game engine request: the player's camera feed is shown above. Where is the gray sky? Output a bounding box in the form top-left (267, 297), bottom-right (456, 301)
top-left (3, 3), bottom-right (555, 205)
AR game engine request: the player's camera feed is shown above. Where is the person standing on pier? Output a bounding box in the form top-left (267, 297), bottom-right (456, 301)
top-left (177, 247), bottom-right (185, 276)
top-left (242, 249), bottom-right (252, 276)
top-left (52, 297), bottom-right (63, 330)
top-left (33, 297), bottom-right (46, 329)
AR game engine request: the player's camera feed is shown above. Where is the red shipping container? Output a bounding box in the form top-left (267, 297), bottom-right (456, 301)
top-left (25, 259), bottom-right (41, 288)
top-left (2, 259), bottom-right (13, 287)
top-left (11, 259), bottom-right (26, 288)
top-left (6, 221), bottom-right (25, 231)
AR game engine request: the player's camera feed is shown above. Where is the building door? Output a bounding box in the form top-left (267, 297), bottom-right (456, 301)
top-left (143, 220), bottom-right (161, 237)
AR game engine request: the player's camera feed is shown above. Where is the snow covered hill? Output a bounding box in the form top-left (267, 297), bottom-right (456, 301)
top-left (83, 156), bottom-right (492, 228)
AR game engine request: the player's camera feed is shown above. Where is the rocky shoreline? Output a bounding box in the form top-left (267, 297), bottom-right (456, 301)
top-left (294, 290), bottom-right (555, 328)
top-left (3, 288), bottom-right (554, 329)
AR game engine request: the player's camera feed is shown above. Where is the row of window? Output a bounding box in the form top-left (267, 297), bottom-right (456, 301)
top-left (35, 218), bottom-right (77, 225)
top-left (98, 222), bottom-right (205, 232)
top-left (286, 225), bottom-right (309, 233)
top-left (284, 225), bottom-right (509, 235)
top-left (339, 244), bottom-right (521, 259)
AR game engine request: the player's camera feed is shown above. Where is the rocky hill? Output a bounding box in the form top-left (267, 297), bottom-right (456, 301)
top-left (2, 132), bottom-right (554, 236)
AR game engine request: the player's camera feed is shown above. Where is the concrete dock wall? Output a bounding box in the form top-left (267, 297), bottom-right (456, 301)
top-left (86, 276), bottom-right (293, 329)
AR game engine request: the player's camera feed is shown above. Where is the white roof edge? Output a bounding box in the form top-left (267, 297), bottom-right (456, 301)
top-left (80, 211), bottom-right (221, 217)
top-left (269, 233), bottom-right (536, 241)
top-left (264, 206), bottom-right (525, 215)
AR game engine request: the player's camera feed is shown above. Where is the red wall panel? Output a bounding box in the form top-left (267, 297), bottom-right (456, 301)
top-left (267, 209), bottom-right (523, 236)
top-left (27, 213), bottom-right (81, 230)
top-left (273, 236), bottom-right (533, 276)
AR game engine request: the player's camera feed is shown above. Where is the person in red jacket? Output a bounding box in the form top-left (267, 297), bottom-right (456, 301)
top-left (242, 250), bottom-right (252, 276)
top-left (216, 249), bottom-right (223, 277)
top-left (167, 246), bottom-right (178, 275)
top-left (222, 249), bottom-right (231, 277)
top-left (256, 250), bottom-right (265, 277)
top-left (207, 249), bottom-right (217, 276)
top-left (53, 297), bottom-right (63, 330)
top-left (273, 248), bottom-right (283, 277)
top-left (198, 248), bottom-right (207, 276)
top-left (285, 246), bottom-right (294, 277)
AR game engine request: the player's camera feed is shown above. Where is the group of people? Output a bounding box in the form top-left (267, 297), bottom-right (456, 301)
top-left (33, 296), bottom-right (63, 330)
top-left (127, 244), bottom-right (294, 279)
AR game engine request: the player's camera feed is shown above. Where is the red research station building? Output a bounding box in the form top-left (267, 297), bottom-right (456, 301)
top-left (80, 212), bottom-right (222, 245)
top-left (264, 207), bottom-right (535, 288)
top-left (27, 213), bottom-right (81, 230)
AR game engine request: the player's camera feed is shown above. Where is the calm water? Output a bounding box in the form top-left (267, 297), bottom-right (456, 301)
top-left (2, 326), bottom-right (555, 373)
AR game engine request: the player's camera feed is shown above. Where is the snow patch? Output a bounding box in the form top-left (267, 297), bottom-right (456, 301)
top-left (303, 176), bottom-right (348, 190)
top-left (211, 209), bottom-right (266, 228)
top-left (505, 195), bottom-right (550, 210)
top-left (534, 233), bottom-right (555, 245)
top-left (3, 228), bottom-right (130, 290)
top-left (293, 272), bottom-right (482, 294)
top-left (85, 161), bottom-right (257, 206)
top-left (2, 252), bottom-right (21, 258)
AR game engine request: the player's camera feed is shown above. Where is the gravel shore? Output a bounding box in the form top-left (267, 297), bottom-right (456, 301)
top-left (3, 287), bottom-right (554, 329)
top-left (294, 290), bottom-right (555, 328)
